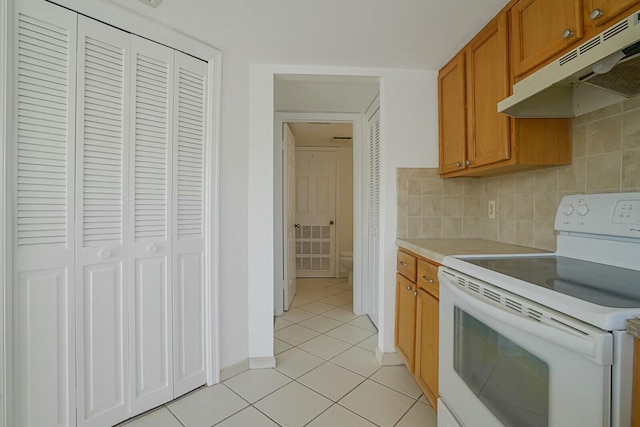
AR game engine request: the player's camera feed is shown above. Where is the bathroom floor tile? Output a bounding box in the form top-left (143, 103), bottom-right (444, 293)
top-left (298, 315), bottom-right (342, 333)
top-left (331, 346), bottom-right (380, 377)
top-left (348, 316), bottom-right (377, 332)
top-left (254, 382), bottom-right (332, 427)
top-left (274, 338), bottom-right (292, 355)
top-left (274, 324), bottom-right (319, 346)
top-left (297, 301), bottom-right (335, 314)
top-left (395, 401), bottom-right (437, 427)
top-left (320, 295), bottom-right (352, 306)
top-left (356, 334), bottom-right (378, 352)
top-left (370, 366), bottom-right (423, 399)
top-left (298, 362), bottom-right (365, 401)
top-left (275, 347), bottom-right (324, 379)
top-left (325, 324), bottom-right (374, 345)
top-left (274, 317), bottom-right (293, 331)
top-left (306, 404), bottom-right (376, 427)
top-left (298, 334), bottom-right (352, 360)
top-left (121, 407), bottom-right (182, 427)
top-left (291, 295), bottom-right (313, 307)
top-left (339, 380), bottom-right (415, 427)
top-left (322, 307), bottom-right (358, 322)
top-left (223, 368), bottom-right (291, 403)
top-left (280, 308), bottom-right (316, 323)
top-left (167, 384), bottom-right (248, 427)
top-left (213, 406), bottom-right (280, 427)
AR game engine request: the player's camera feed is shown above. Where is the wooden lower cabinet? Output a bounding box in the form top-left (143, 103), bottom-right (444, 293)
top-left (396, 249), bottom-right (440, 411)
top-left (396, 273), bottom-right (417, 371)
top-left (415, 286), bottom-right (439, 409)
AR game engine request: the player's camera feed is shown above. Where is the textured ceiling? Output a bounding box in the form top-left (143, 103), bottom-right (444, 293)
top-left (109, 0), bottom-right (510, 70)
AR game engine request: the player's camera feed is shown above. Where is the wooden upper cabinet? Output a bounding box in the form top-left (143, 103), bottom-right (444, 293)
top-left (584, 0), bottom-right (640, 29)
top-left (511, 0), bottom-right (584, 78)
top-left (438, 52), bottom-right (467, 175)
top-left (466, 13), bottom-right (510, 169)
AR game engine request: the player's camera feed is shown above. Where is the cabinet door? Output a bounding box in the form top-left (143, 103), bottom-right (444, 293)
top-left (511, 0), bottom-right (584, 77)
top-left (129, 36), bottom-right (174, 416)
top-left (586, 0), bottom-right (640, 28)
top-left (12, 2), bottom-right (77, 426)
top-left (172, 51), bottom-right (208, 397)
top-left (395, 274), bottom-right (416, 372)
top-left (438, 52), bottom-right (467, 175)
top-left (466, 14), bottom-right (510, 169)
top-left (416, 288), bottom-right (439, 409)
top-left (75, 16), bottom-right (131, 427)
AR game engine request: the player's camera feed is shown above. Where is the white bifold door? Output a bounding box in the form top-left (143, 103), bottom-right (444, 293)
top-left (12, 3), bottom-right (210, 426)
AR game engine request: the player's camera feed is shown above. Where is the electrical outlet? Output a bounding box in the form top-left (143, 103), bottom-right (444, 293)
top-left (488, 200), bottom-right (496, 219)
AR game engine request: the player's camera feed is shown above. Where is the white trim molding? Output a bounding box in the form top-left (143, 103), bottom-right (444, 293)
top-left (0, 0), bottom-right (7, 424)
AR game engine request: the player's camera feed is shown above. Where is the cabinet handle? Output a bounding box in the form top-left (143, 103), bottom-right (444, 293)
top-left (562, 28), bottom-right (574, 39)
top-left (399, 261), bottom-right (408, 267)
top-left (99, 249), bottom-right (111, 259)
top-left (456, 161), bottom-right (462, 168)
top-left (147, 244), bottom-right (158, 254)
top-left (407, 285), bottom-right (412, 291)
top-left (589, 9), bottom-right (604, 20)
top-left (465, 159), bottom-right (472, 166)
top-left (422, 275), bottom-right (435, 283)
top-left (413, 291), bottom-right (418, 297)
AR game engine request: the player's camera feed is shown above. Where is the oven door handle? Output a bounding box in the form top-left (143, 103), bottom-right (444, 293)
top-left (443, 278), bottom-right (613, 365)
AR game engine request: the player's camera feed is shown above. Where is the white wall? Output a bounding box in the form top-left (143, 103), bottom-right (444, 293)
top-left (11, 0), bottom-right (442, 371)
top-left (336, 146), bottom-right (353, 277)
top-left (249, 64), bottom-right (438, 360)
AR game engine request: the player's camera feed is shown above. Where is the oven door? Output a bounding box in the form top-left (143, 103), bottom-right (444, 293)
top-left (439, 268), bottom-right (613, 427)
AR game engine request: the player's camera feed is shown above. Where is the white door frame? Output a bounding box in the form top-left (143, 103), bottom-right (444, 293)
top-left (274, 112), bottom-right (363, 317)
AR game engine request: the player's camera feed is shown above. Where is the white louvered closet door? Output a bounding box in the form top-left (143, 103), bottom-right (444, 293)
top-left (75, 16), bottom-right (131, 427)
top-left (128, 35), bottom-right (174, 416)
top-left (12, 2), bottom-right (77, 426)
top-left (367, 108), bottom-right (380, 328)
top-left (172, 52), bottom-right (208, 397)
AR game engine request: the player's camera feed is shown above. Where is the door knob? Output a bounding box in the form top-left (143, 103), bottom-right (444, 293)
top-left (329, 220), bottom-right (334, 225)
top-left (99, 249), bottom-right (111, 259)
top-left (147, 244), bottom-right (158, 254)
top-left (294, 223), bottom-right (301, 228)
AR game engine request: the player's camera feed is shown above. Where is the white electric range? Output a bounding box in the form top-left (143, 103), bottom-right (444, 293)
top-left (437, 192), bottom-right (640, 427)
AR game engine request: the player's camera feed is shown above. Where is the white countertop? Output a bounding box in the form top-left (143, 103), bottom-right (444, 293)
top-left (396, 238), bottom-right (548, 264)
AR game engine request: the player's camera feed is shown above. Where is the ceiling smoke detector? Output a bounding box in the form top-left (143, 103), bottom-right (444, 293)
top-left (138, 0), bottom-right (162, 7)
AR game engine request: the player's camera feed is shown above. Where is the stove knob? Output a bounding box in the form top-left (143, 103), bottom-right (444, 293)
top-left (562, 204), bottom-right (574, 215)
top-left (576, 204), bottom-right (589, 216)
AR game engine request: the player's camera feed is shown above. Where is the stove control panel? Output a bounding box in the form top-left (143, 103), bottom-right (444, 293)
top-left (556, 192), bottom-right (640, 237)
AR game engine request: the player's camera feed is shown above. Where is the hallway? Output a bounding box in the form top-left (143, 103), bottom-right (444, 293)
top-left (121, 278), bottom-right (436, 426)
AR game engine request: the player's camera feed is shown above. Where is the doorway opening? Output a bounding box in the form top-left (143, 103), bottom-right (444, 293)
top-left (282, 122), bottom-right (354, 312)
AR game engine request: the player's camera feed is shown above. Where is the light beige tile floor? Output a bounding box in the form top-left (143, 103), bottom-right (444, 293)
top-left (120, 278), bottom-right (437, 427)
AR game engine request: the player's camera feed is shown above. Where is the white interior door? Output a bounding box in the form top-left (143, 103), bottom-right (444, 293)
top-left (283, 124), bottom-right (296, 310)
top-left (128, 35), bottom-right (174, 416)
top-left (12, 3), bottom-right (77, 426)
top-left (295, 150), bottom-right (336, 278)
top-left (75, 16), bottom-right (131, 427)
top-left (172, 51), bottom-right (207, 397)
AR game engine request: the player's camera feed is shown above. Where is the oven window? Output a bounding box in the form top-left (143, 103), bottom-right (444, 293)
top-left (454, 307), bottom-right (549, 427)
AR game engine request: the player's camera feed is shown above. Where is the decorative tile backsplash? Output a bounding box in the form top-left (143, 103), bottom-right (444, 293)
top-left (397, 96), bottom-right (640, 251)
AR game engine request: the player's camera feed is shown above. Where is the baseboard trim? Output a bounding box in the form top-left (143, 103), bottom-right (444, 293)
top-left (220, 359), bottom-right (249, 381)
top-left (376, 348), bottom-right (403, 366)
top-left (249, 356), bottom-right (276, 369)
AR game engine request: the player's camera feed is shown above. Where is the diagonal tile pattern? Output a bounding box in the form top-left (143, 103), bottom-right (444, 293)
top-left (119, 278), bottom-right (436, 426)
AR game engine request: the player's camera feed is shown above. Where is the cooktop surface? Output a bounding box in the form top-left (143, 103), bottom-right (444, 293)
top-left (466, 256), bottom-right (640, 308)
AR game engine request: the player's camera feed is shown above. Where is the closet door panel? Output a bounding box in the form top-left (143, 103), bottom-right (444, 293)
top-left (129, 36), bottom-right (174, 416)
top-left (12, 3), bottom-right (77, 426)
top-left (173, 52), bottom-right (208, 396)
top-left (75, 16), bottom-right (130, 427)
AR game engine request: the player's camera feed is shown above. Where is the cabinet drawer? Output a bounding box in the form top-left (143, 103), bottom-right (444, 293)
top-left (417, 259), bottom-right (439, 298)
top-left (397, 250), bottom-right (417, 281)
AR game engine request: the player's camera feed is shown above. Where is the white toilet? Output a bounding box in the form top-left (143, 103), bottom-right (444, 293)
top-left (339, 251), bottom-right (353, 286)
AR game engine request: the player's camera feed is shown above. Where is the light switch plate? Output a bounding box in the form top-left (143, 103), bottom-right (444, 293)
top-left (488, 200), bottom-right (496, 219)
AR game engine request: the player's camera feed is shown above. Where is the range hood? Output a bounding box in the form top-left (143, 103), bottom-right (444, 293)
top-left (499, 9), bottom-right (640, 118)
